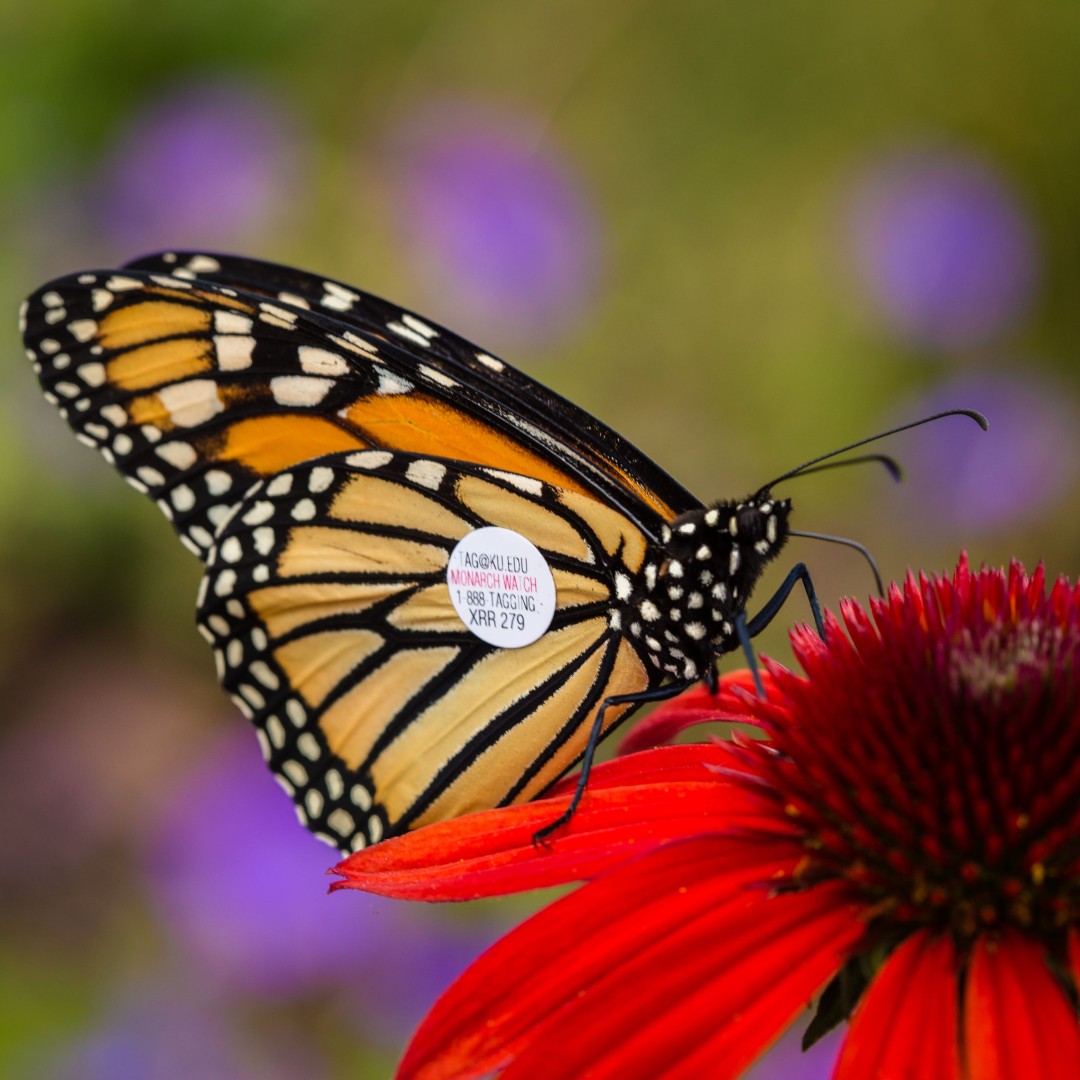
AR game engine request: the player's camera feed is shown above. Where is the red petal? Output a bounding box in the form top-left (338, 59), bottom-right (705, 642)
top-left (617, 670), bottom-right (770, 755)
top-left (964, 930), bottom-right (1080, 1080)
top-left (833, 931), bottom-right (961, 1080)
top-left (1069, 928), bottom-right (1080, 992)
top-left (396, 837), bottom-right (860, 1080)
top-left (500, 883), bottom-right (864, 1080)
top-left (333, 745), bottom-right (792, 901)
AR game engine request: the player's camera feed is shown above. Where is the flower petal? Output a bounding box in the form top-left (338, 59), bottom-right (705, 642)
top-left (964, 930), bottom-right (1080, 1079)
top-left (833, 931), bottom-right (961, 1080)
top-left (617, 670), bottom-right (769, 755)
top-left (396, 837), bottom-right (860, 1080)
top-left (333, 745), bottom-right (793, 900)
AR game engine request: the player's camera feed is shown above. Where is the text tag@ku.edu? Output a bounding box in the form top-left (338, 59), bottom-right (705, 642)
top-left (447, 527), bottom-right (556, 648)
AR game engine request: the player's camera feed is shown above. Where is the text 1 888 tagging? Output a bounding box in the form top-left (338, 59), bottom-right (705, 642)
top-left (447, 527), bottom-right (556, 648)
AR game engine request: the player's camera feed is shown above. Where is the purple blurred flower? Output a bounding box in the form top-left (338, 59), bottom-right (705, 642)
top-left (846, 148), bottom-right (1039, 351)
top-left (0, 648), bottom-right (208, 887)
top-left (742, 1023), bottom-right (842, 1080)
top-left (145, 727), bottom-right (494, 1039)
top-left (40, 983), bottom-right (322, 1080)
top-left (97, 76), bottom-right (303, 253)
top-left (890, 372), bottom-right (1077, 529)
top-left (383, 99), bottom-right (602, 349)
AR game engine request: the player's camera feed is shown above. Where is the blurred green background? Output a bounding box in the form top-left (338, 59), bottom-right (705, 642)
top-left (3, 2), bottom-right (1080, 1077)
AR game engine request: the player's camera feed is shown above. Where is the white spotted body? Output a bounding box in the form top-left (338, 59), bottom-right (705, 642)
top-left (623, 496), bottom-right (792, 681)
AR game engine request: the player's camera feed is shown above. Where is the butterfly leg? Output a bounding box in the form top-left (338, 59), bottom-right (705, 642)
top-left (746, 561), bottom-right (825, 639)
top-left (737, 562), bottom-right (826, 695)
top-left (533, 680), bottom-right (692, 847)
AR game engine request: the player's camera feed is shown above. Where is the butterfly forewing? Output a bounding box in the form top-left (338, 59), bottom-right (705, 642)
top-left (23, 268), bottom-right (372, 557)
top-left (197, 450), bottom-right (657, 851)
top-left (122, 252), bottom-right (699, 525)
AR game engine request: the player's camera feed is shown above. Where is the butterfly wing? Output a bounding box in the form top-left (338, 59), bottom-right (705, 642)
top-left (23, 254), bottom-right (698, 563)
top-left (197, 449), bottom-right (657, 852)
top-left (23, 254), bottom-right (696, 849)
top-left (123, 251), bottom-right (699, 525)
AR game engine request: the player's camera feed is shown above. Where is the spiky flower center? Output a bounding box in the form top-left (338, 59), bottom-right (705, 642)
top-left (744, 560), bottom-right (1080, 946)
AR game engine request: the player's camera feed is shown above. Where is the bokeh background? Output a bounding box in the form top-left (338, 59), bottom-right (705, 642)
top-left (3, 3), bottom-right (1079, 1077)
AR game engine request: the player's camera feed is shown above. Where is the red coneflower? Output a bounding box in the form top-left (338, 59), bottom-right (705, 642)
top-left (334, 555), bottom-right (1080, 1079)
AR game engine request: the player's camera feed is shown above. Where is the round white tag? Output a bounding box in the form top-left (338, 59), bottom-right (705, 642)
top-left (447, 527), bottom-right (557, 648)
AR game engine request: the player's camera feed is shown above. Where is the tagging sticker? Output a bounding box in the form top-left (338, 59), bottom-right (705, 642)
top-left (447, 527), bottom-right (556, 648)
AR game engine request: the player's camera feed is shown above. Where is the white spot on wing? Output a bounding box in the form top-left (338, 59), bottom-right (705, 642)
top-left (156, 441), bottom-right (198, 469)
top-left (214, 311), bottom-right (253, 334)
top-left (277, 292), bottom-right (310, 310)
top-left (220, 536), bottom-right (243, 563)
top-left (328, 809), bottom-right (355, 837)
top-left (259, 304), bottom-right (299, 329)
top-left (339, 331), bottom-right (379, 356)
top-left (402, 313), bottom-right (438, 339)
top-left (136, 466), bottom-right (165, 487)
top-left (387, 321), bottom-right (431, 347)
top-left (419, 364), bottom-right (456, 388)
top-left (266, 473), bottom-right (293, 497)
top-left (405, 459), bottom-right (446, 490)
top-left (298, 346), bottom-right (348, 376)
top-left (270, 375), bottom-right (333, 406)
top-left (323, 281), bottom-right (359, 302)
top-left (243, 501), bottom-right (275, 525)
top-left (309, 466), bottom-right (335, 492)
top-left (253, 526), bottom-right (275, 555)
top-left (215, 335), bottom-right (255, 370)
top-left (205, 470), bottom-right (232, 496)
top-left (77, 363), bottom-right (106, 387)
top-left (483, 469), bottom-right (543, 496)
top-left (346, 450), bottom-right (393, 469)
top-left (187, 255), bottom-right (222, 273)
top-left (158, 380), bottom-right (223, 427)
top-left (376, 368), bottom-right (412, 395)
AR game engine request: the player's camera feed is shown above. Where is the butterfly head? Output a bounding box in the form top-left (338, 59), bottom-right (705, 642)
top-left (632, 494), bottom-right (791, 681)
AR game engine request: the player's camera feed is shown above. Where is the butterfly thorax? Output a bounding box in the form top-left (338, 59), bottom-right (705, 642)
top-left (620, 495), bottom-right (792, 682)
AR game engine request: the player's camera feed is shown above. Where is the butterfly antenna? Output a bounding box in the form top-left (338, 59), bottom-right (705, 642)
top-left (755, 409), bottom-right (988, 499)
top-left (788, 530), bottom-right (885, 596)
top-left (787, 453), bottom-right (904, 485)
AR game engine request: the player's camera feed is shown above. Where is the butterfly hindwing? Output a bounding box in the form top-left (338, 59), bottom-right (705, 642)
top-left (197, 449), bottom-right (658, 851)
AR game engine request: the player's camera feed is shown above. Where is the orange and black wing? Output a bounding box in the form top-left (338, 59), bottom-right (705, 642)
top-left (22, 252), bottom-right (698, 850)
top-left (123, 251), bottom-right (698, 526)
top-left (197, 450), bottom-right (656, 852)
top-left (23, 251), bottom-right (698, 563)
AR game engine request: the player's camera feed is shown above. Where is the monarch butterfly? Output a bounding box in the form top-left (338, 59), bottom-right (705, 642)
top-left (22, 251), bottom-right (986, 853)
